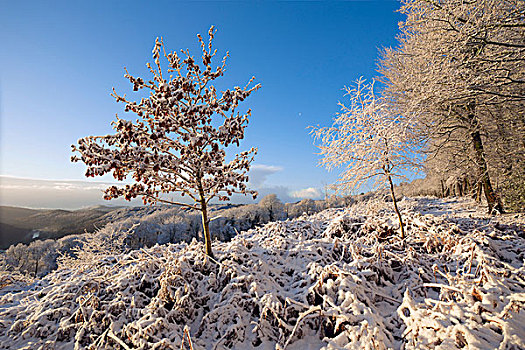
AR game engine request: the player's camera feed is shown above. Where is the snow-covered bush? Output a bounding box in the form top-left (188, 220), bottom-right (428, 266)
top-left (1, 197), bottom-right (523, 349)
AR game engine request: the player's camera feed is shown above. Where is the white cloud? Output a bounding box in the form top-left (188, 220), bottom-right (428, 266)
top-left (50, 182), bottom-right (108, 191)
top-left (290, 187), bottom-right (322, 199)
top-left (0, 171), bottom-right (316, 209)
top-left (0, 176), bottom-right (141, 209)
top-left (248, 164), bottom-right (283, 187)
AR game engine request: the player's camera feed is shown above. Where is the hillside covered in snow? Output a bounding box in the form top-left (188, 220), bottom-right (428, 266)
top-left (0, 197), bottom-right (524, 349)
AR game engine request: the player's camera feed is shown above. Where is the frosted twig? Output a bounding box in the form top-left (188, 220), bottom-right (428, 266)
top-left (181, 325), bottom-right (194, 350)
top-left (282, 306), bottom-right (321, 350)
top-left (414, 283), bottom-right (464, 294)
top-left (108, 330), bottom-right (131, 350)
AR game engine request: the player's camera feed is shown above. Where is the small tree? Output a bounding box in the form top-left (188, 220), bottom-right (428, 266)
top-left (258, 194), bottom-right (285, 222)
top-left (72, 27), bottom-right (260, 257)
top-left (312, 78), bottom-right (423, 240)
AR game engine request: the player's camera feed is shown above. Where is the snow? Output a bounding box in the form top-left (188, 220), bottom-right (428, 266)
top-left (0, 197), bottom-right (524, 349)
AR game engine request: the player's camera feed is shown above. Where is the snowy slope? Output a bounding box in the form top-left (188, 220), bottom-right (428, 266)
top-left (0, 197), bottom-right (524, 349)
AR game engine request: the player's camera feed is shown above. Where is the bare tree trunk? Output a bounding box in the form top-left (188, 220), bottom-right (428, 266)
top-left (199, 204), bottom-right (213, 257)
top-left (471, 130), bottom-right (504, 213)
top-left (466, 102), bottom-right (503, 213)
top-left (463, 177), bottom-right (469, 196)
top-left (387, 174), bottom-right (406, 240)
top-left (197, 180), bottom-right (214, 257)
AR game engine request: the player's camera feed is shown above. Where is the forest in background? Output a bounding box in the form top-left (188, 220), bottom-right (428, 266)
top-left (375, 0), bottom-right (524, 213)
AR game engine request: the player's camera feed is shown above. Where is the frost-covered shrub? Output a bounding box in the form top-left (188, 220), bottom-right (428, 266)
top-left (105, 208), bottom-right (195, 248)
top-left (1, 197), bottom-right (523, 349)
top-left (209, 204), bottom-right (269, 241)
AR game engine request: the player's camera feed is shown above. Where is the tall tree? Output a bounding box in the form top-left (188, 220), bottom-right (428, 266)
top-left (72, 27), bottom-right (260, 257)
top-left (312, 78), bottom-right (423, 240)
top-left (379, 0), bottom-right (524, 213)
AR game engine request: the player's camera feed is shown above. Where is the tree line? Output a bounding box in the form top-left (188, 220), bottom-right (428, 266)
top-left (378, 0), bottom-right (524, 212)
top-left (313, 0), bottom-right (524, 240)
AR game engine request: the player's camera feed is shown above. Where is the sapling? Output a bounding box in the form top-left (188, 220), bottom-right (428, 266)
top-left (72, 27), bottom-right (260, 257)
top-left (312, 78), bottom-right (423, 240)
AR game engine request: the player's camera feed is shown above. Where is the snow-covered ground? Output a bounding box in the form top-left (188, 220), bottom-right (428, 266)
top-left (0, 197), bottom-right (524, 349)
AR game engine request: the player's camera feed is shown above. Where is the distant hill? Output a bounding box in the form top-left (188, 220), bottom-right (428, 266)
top-left (0, 203), bottom-right (240, 250)
top-left (0, 206), bottom-right (121, 249)
top-left (0, 206), bottom-right (40, 223)
top-left (0, 222), bottom-right (32, 248)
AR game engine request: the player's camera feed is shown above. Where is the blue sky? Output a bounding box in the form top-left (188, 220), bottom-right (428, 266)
top-left (0, 1), bottom-right (404, 208)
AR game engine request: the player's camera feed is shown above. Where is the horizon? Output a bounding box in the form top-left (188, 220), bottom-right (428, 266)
top-left (0, 174), bottom-right (343, 210)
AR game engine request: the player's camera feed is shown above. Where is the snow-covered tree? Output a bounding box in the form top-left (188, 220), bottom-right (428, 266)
top-left (258, 194), bottom-right (285, 222)
top-left (297, 198), bottom-right (317, 216)
top-left (325, 194), bottom-right (353, 209)
top-left (312, 78), bottom-right (423, 239)
top-left (4, 244), bottom-right (25, 267)
top-left (378, 0), bottom-right (524, 213)
top-left (72, 27), bottom-right (260, 257)
top-left (284, 199), bottom-right (320, 218)
top-left (5, 240), bottom-right (58, 277)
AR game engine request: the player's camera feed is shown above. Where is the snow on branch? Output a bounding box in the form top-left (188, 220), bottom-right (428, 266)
top-left (71, 26), bottom-right (260, 209)
top-left (311, 78), bottom-right (424, 195)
